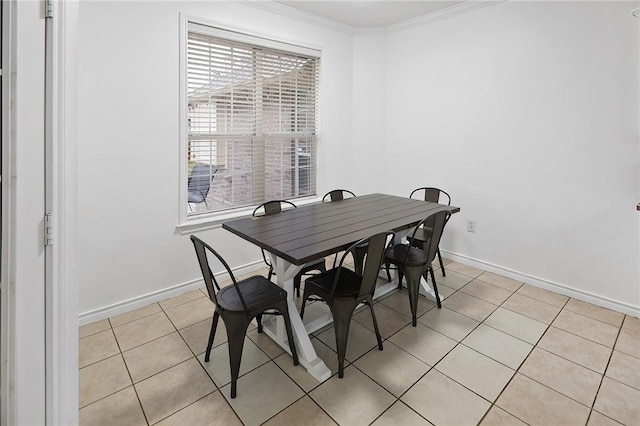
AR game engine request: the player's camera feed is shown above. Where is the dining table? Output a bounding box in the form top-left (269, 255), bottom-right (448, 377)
top-left (222, 193), bottom-right (460, 381)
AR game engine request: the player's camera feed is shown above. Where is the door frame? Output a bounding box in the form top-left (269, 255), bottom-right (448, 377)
top-left (44, 0), bottom-right (79, 424)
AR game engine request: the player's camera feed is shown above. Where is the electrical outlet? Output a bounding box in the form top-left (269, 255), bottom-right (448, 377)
top-left (467, 219), bottom-right (476, 233)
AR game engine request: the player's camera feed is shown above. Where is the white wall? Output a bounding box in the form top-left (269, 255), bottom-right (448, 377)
top-left (77, 1), bottom-right (354, 315)
top-left (375, 1), bottom-right (639, 311)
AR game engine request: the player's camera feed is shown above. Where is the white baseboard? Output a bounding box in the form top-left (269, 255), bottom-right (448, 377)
top-left (78, 260), bottom-right (264, 326)
top-left (441, 250), bottom-right (640, 319)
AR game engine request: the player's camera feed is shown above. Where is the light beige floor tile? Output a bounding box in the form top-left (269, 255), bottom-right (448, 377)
top-left (402, 369), bottom-right (491, 425)
top-left (222, 362), bottom-right (305, 426)
top-left (502, 293), bottom-right (562, 324)
top-left (354, 341), bottom-right (430, 397)
top-left (247, 327), bottom-right (286, 359)
top-left (593, 377), bottom-right (640, 426)
top-left (164, 297), bottom-right (214, 330)
top-left (198, 337), bottom-right (270, 387)
top-left (615, 315), bottom-right (640, 359)
top-left (316, 320), bottom-right (379, 362)
top-left (476, 272), bottom-right (522, 292)
top-left (179, 317), bottom-right (227, 355)
top-left (310, 366), bottom-right (395, 426)
top-left (122, 332), bottom-right (193, 383)
top-left (155, 392), bottom-right (241, 426)
top-left (515, 284), bottom-right (569, 308)
top-left (274, 338), bottom-right (344, 392)
top-left (436, 345), bottom-right (515, 401)
top-left (434, 284), bottom-right (456, 300)
top-left (135, 358), bottom-right (216, 425)
top-left (79, 386), bottom-right (146, 426)
top-left (445, 262), bottom-right (484, 278)
top-left (263, 395), bottom-right (337, 426)
top-left (484, 308), bottom-right (547, 345)
top-left (372, 401), bottom-right (432, 426)
top-left (112, 311), bottom-right (176, 351)
top-left (418, 306), bottom-right (479, 341)
top-left (588, 410), bottom-right (624, 426)
top-left (564, 299), bottom-right (624, 327)
top-left (432, 270), bottom-right (474, 290)
top-left (606, 350), bottom-right (640, 390)
top-left (443, 291), bottom-right (497, 322)
top-left (553, 310), bottom-right (619, 347)
top-left (158, 289), bottom-right (206, 311)
top-left (79, 329), bottom-right (120, 368)
top-left (480, 406), bottom-right (527, 426)
top-left (460, 280), bottom-right (513, 305)
top-left (463, 324), bottom-right (533, 369)
top-left (110, 303), bottom-right (162, 327)
top-left (80, 319), bottom-right (111, 339)
top-left (353, 302), bottom-right (411, 338)
top-left (79, 354), bottom-right (132, 408)
top-left (519, 348), bottom-right (602, 406)
top-left (496, 374), bottom-right (589, 426)
top-left (389, 323), bottom-right (456, 365)
top-left (538, 326), bottom-right (612, 373)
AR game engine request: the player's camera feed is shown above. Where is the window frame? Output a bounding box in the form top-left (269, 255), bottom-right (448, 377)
top-left (178, 15), bottom-right (323, 229)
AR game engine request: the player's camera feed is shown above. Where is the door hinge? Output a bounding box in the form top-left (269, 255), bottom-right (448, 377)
top-left (45, 213), bottom-right (53, 246)
top-left (45, 0), bottom-right (54, 18)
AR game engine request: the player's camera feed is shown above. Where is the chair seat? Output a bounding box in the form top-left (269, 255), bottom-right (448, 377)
top-left (385, 244), bottom-right (430, 267)
top-left (305, 268), bottom-right (363, 298)
top-left (217, 276), bottom-right (287, 312)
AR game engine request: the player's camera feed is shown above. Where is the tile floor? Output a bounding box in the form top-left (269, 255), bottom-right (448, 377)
top-left (79, 259), bottom-right (640, 426)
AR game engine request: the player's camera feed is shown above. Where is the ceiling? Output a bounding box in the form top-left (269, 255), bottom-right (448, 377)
top-left (273, 1), bottom-right (466, 28)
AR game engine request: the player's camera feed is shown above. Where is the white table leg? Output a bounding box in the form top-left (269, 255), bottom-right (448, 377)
top-left (260, 253), bottom-right (331, 382)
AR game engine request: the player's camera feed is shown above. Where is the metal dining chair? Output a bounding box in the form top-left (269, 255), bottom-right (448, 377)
top-left (300, 231), bottom-right (395, 378)
top-left (384, 209), bottom-right (452, 326)
top-left (252, 200), bottom-right (327, 297)
top-left (408, 187), bottom-right (451, 276)
top-left (190, 235), bottom-right (298, 398)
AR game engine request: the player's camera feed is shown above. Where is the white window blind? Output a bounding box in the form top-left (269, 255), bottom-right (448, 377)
top-left (186, 23), bottom-right (320, 217)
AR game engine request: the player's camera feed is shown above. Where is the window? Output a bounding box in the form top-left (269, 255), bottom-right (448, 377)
top-left (184, 22), bottom-right (320, 218)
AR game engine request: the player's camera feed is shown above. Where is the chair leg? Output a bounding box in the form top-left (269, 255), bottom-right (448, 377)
top-left (278, 301), bottom-right (299, 366)
top-left (223, 316), bottom-right (251, 399)
top-left (366, 296), bottom-right (383, 350)
top-left (428, 266), bottom-right (442, 308)
top-left (384, 262), bottom-right (392, 282)
top-left (437, 247), bottom-right (446, 276)
top-left (397, 269), bottom-right (404, 290)
top-left (294, 274), bottom-right (302, 298)
top-left (267, 266), bottom-right (274, 281)
top-left (204, 312), bottom-right (220, 362)
top-left (256, 314), bottom-right (263, 333)
top-left (331, 299), bottom-right (357, 378)
top-left (404, 266), bottom-right (424, 327)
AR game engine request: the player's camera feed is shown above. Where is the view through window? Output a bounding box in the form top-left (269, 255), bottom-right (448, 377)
top-left (186, 24), bottom-right (320, 217)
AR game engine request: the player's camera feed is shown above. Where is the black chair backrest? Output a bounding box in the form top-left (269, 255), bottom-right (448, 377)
top-left (189, 163), bottom-right (216, 196)
top-left (333, 231), bottom-right (394, 297)
top-left (252, 200), bottom-right (297, 217)
top-left (406, 210), bottom-right (451, 264)
top-left (410, 187), bottom-right (451, 206)
top-left (190, 235), bottom-right (249, 312)
top-left (323, 189), bottom-right (356, 202)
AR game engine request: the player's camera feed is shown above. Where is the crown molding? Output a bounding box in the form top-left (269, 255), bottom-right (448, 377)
top-left (236, 0), bottom-right (506, 36)
top-left (387, 0), bottom-right (507, 33)
top-left (234, 0), bottom-right (356, 35)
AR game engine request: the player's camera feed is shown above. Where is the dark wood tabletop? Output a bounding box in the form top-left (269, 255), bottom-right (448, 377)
top-left (222, 193), bottom-right (460, 265)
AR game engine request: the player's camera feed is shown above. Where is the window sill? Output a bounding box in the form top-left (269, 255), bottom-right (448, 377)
top-left (177, 195), bottom-right (323, 235)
